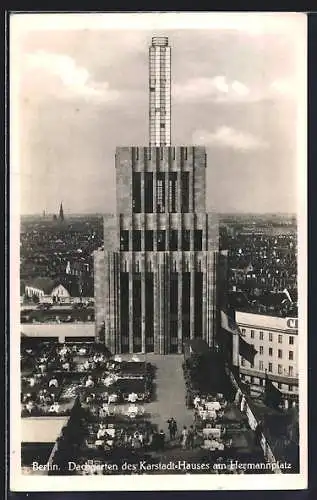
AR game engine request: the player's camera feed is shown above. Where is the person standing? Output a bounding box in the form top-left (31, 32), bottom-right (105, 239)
top-left (187, 425), bottom-right (195, 450)
top-left (167, 418), bottom-right (177, 441)
top-left (181, 426), bottom-right (188, 450)
top-left (158, 429), bottom-right (166, 451)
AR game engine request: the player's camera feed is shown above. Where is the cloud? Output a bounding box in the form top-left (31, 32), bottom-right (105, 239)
top-left (270, 78), bottom-right (296, 98)
top-left (192, 126), bottom-right (269, 151)
top-left (26, 50), bottom-right (120, 102)
top-left (173, 76), bottom-right (251, 103)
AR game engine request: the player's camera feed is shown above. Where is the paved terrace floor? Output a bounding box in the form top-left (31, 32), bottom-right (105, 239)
top-left (120, 354), bottom-right (194, 434)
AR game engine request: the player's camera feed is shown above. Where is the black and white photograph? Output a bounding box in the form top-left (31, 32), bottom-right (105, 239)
top-left (10, 12), bottom-right (307, 491)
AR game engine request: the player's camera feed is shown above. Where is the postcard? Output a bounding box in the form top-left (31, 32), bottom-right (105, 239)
top-left (10, 11), bottom-right (307, 491)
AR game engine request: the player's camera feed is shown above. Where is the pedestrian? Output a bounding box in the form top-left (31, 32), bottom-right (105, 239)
top-left (187, 425), bottom-right (195, 449)
top-left (181, 426), bottom-right (188, 450)
top-left (158, 429), bottom-right (165, 450)
top-left (167, 418), bottom-right (177, 441)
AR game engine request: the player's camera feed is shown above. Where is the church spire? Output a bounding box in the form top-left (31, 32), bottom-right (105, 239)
top-left (59, 202), bottom-right (64, 221)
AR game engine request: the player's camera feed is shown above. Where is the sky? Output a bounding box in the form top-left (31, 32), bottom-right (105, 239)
top-left (10, 13), bottom-right (306, 215)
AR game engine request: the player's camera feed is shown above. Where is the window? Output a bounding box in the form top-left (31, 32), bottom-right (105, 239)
top-left (132, 172), bottom-right (141, 213)
top-left (269, 347), bottom-right (273, 356)
top-left (259, 361), bottom-right (264, 371)
top-left (157, 230), bottom-right (166, 251)
top-left (169, 230), bottom-right (178, 251)
top-left (145, 230), bottom-right (153, 251)
top-left (250, 377), bottom-right (254, 384)
top-left (259, 331), bottom-right (264, 340)
top-left (194, 230), bottom-right (202, 251)
top-left (181, 172), bottom-right (189, 212)
top-left (132, 231), bottom-right (141, 251)
top-left (182, 230), bottom-right (191, 251)
top-left (259, 346), bottom-right (264, 355)
top-left (144, 172), bottom-right (153, 213)
top-left (156, 173), bottom-right (166, 213)
top-left (120, 231), bottom-right (129, 251)
top-left (241, 358), bottom-right (245, 367)
top-left (250, 330), bottom-right (254, 339)
top-left (288, 366), bottom-right (294, 377)
top-left (278, 382), bottom-right (282, 389)
top-left (289, 336), bottom-right (294, 345)
top-left (288, 385), bottom-right (293, 392)
top-left (269, 332), bottom-right (273, 342)
top-left (278, 349), bottom-right (283, 359)
top-left (268, 363), bottom-right (273, 373)
top-left (278, 365), bottom-right (282, 374)
top-left (289, 351), bottom-right (294, 361)
top-left (241, 328), bottom-right (246, 337)
top-left (278, 334), bottom-right (283, 344)
top-left (168, 172), bottom-right (177, 213)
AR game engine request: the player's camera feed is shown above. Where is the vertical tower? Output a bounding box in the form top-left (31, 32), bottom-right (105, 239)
top-left (94, 36), bottom-right (221, 355)
top-left (149, 37), bottom-right (171, 147)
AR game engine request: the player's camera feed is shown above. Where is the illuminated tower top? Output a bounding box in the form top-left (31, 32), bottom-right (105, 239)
top-left (149, 36), bottom-right (171, 147)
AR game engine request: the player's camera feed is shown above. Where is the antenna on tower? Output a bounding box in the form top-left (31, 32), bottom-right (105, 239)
top-left (149, 36), bottom-right (171, 147)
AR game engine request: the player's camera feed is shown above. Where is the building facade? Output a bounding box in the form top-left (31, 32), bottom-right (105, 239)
top-left (236, 311), bottom-right (298, 404)
top-left (94, 145), bottom-right (220, 354)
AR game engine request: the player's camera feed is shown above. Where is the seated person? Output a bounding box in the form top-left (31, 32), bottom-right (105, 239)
top-left (106, 427), bottom-right (116, 440)
top-left (114, 355), bottom-right (122, 363)
top-left (83, 360), bottom-right (90, 370)
top-left (108, 392), bottom-right (118, 403)
top-left (97, 427), bottom-right (107, 440)
top-left (79, 347), bottom-right (87, 355)
top-left (86, 393), bottom-right (95, 404)
top-left (134, 430), bottom-right (144, 445)
top-left (25, 401), bottom-right (35, 413)
top-left (49, 402), bottom-right (60, 413)
top-left (29, 377), bottom-right (36, 387)
top-left (193, 395), bottom-right (201, 409)
top-left (38, 363), bottom-right (46, 374)
top-left (200, 409), bottom-right (208, 421)
top-left (48, 377), bottom-right (58, 388)
top-left (62, 361), bottom-right (70, 371)
top-left (128, 392), bottom-right (138, 403)
top-left (126, 404), bottom-right (138, 418)
top-left (103, 375), bottom-right (115, 387)
top-left (100, 404), bottom-right (110, 417)
top-left (85, 376), bottom-right (94, 388)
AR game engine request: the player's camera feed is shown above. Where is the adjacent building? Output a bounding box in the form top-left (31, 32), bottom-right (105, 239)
top-left (236, 311), bottom-right (298, 405)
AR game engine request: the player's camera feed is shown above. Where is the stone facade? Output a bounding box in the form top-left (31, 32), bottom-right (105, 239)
top-left (95, 146), bottom-right (222, 354)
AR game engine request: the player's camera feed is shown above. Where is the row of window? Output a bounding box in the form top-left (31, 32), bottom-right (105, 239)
top-left (132, 146), bottom-right (189, 162)
top-left (241, 358), bottom-right (295, 377)
top-left (240, 328), bottom-right (295, 345)
top-left (120, 230), bottom-right (203, 252)
top-left (255, 345), bottom-right (294, 360)
top-left (133, 171), bottom-right (190, 213)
